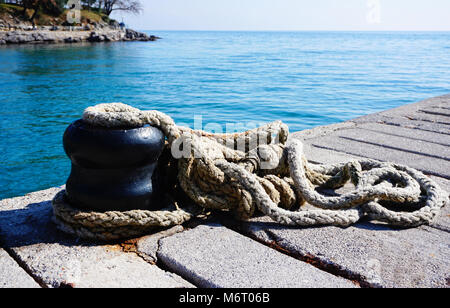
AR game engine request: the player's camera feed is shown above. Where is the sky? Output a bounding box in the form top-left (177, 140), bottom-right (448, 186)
top-left (112, 0), bottom-right (450, 31)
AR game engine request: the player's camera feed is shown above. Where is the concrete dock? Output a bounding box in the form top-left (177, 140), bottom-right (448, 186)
top-left (1, 94), bottom-right (449, 288)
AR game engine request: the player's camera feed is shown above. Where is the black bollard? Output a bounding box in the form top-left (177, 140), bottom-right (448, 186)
top-left (63, 119), bottom-right (165, 212)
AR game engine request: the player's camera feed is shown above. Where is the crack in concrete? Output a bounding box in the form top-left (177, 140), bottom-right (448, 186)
top-left (357, 127), bottom-right (450, 147)
top-left (217, 216), bottom-right (376, 288)
top-left (338, 135), bottom-right (450, 162)
top-left (403, 115), bottom-right (450, 126)
top-left (259, 229), bottom-right (377, 288)
top-left (419, 109), bottom-right (450, 118)
top-left (376, 120), bottom-right (450, 136)
top-left (115, 225), bottom-right (201, 288)
top-left (154, 229), bottom-right (204, 288)
top-left (2, 246), bottom-right (47, 288)
top-left (118, 238), bottom-right (157, 265)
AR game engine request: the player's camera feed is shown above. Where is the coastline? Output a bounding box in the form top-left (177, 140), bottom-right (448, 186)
top-left (0, 3), bottom-right (159, 45)
top-left (0, 27), bottom-right (159, 45)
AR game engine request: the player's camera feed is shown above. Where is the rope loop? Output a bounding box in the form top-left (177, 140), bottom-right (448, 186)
top-left (52, 103), bottom-right (449, 240)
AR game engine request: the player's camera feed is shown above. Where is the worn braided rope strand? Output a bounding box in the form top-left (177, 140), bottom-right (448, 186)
top-left (215, 159), bottom-right (364, 226)
top-left (52, 190), bottom-right (194, 240)
top-left (52, 103), bottom-right (449, 240)
top-left (286, 140), bottom-right (447, 226)
top-left (308, 158), bottom-right (448, 225)
top-left (287, 141), bottom-right (422, 209)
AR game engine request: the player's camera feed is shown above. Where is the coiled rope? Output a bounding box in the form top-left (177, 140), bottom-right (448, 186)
top-left (52, 103), bottom-right (449, 240)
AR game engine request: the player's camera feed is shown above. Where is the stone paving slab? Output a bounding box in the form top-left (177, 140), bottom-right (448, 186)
top-left (234, 217), bottom-right (449, 288)
top-left (0, 188), bottom-right (193, 288)
top-left (327, 127), bottom-right (449, 164)
top-left (428, 105), bottom-right (450, 113)
top-left (375, 118), bottom-right (450, 135)
top-left (356, 122), bottom-right (450, 146)
top-left (0, 248), bottom-right (40, 288)
top-left (353, 94), bottom-right (450, 121)
top-left (420, 108), bottom-right (450, 117)
top-left (156, 224), bottom-right (357, 288)
top-left (351, 96), bottom-right (450, 134)
top-left (307, 134), bottom-right (450, 179)
top-left (402, 111), bottom-right (450, 126)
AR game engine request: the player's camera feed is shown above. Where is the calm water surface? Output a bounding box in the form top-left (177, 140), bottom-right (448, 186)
top-left (1, 31), bottom-right (449, 199)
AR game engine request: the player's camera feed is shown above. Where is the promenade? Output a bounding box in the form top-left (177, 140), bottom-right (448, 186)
top-left (1, 94), bottom-right (449, 288)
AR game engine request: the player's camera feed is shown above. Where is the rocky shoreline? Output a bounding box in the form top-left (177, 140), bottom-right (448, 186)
top-left (0, 27), bottom-right (159, 45)
top-left (0, 6), bottom-right (159, 45)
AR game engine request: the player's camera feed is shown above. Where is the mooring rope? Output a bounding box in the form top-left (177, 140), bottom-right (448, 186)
top-left (52, 103), bottom-right (449, 240)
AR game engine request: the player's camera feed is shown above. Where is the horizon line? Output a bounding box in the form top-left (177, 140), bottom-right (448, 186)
top-left (138, 29), bottom-right (450, 33)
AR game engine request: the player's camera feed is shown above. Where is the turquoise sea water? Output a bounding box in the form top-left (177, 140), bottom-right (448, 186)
top-left (1, 31), bottom-right (450, 199)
